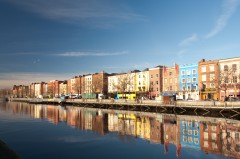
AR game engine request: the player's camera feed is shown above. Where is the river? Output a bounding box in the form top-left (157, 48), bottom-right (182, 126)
top-left (0, 101), bottom-right (239, 159)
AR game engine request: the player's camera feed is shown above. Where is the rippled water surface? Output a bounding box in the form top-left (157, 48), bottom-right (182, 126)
top-left (0, 102), bottom-right (239, 159)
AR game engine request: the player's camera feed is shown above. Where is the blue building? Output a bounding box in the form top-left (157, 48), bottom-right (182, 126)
top-left (178, 63), bottom-right (199, 100)
top-left (180, 120), bottom-right (200, 149)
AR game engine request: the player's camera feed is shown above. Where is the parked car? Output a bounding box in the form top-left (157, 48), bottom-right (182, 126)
top-left (70, 94), bottom-right (82, 99)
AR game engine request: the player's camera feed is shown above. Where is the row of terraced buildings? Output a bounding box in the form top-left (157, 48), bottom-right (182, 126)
top-left (12, 57), bottom-right (240, 101)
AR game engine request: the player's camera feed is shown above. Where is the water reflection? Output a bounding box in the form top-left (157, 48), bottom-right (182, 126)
top-left (1, 102), bottom-right (240, 159)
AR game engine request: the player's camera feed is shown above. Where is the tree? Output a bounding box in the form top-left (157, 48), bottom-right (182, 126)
top-left (92, 75), bottom-right (103, 94)
top-left (215, 65), bottom-right (240, 101)
top-left (74, 77), bottom-right (81, 97)
top-left (113, 73), bottom-right (134, 99)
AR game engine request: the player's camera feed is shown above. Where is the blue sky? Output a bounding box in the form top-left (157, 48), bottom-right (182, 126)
top-left (0, 0), bottom-right (240, 89)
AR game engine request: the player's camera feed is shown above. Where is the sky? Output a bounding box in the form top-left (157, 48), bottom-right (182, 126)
top-left (0, 0), bottom-right (240, 89)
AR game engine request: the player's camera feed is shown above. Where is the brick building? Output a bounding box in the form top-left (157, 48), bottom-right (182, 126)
top-left (198, 59), bottom-right (220, 100)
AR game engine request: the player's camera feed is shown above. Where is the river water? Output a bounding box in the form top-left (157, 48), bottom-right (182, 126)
top-left (0, 102), bottom-right (239, 159)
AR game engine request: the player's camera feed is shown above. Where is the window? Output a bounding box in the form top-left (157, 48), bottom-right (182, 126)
top-left (139, 81), bottom-right (141, 85)
top-left (194, 121), bottom-right (198, 127)
top-left (212, 143), bottom-right (218, 149)
top-left (233, 76), bottom-right (237, 83)
top-left (212, 133), bottom-right (216, 140)
top-left (188, 137), bottom-right (193, 143)
top-left (169, 72), bottom-right (172, 76)
top-left (225, 77), bottom-right (229, 83)
top-left (182, 78), bottom-right (186, 83)
top-left (188, 130), bottom-right (192, 135)
top-left (169, 86), bottom-right (172, 91)
top-left (224, 65), bottom-right (228, 71)
top-left (210, 74), bottom-right (215, 81)
top-left (156, 87), bottom-right (159, 91)
top-left (156, 81), bottom-right (158, 85)
top-left (232, 64), bottom-right (237, 71)
top-left (192, 69), bottom-right (196, 74)
top-left (194, 138), bottom-right (199, 145)
top-left (203, 124), bottom-right (208, 131)
top-left (175, 78), bottom-right (178, 83)
top-left (187, 78), bottom-right (191, 83)
top-left (235, 133), bottom-right (239, 140)
top-left (235, 144), bottom-right (240, 152)
top-left (193, 85), bottom-right (197, 90)
top-left (170, 78), bottom-right (173, 84)
top-left (150, 81), bottom-right (153, 85)
top-left (210, 65), bottom-right (214, 72)
top-left (202, 66), bottom-right (206, 72)
top-left (183, 129), bottom-right (186, 134)
top-left (204, 132), bottom-right (208, 140)
top-left (164, 78), bottom-right (167, 83)
top-left (210, 83), bottom-right (215, 88)
top-left (193, 77), bottom-right (197, 82)
top-left (182, 86), bottom-right (186, 91)
top-left (188, 122), bottom-right (192, 127)
top-left (194, 130), bottom-right (198, 136)
top-left (182, 121), bottom-right (186, 125)
top-left (204, 141), bottom-right (208, 147)
top-left (156, 74), bottom-right (159, 78)
top-left (187, 86), bottom-right (191, 90)
top-left (212, 126), bottom-right (216, 132)
top-left (182, 70), bottom-right (185, 75)
top-left (202, 75), bottom-right (206, 81)
top-left (151, 74), bottom-right (153, 78)
top-left (183, 136), bottom-right (187, 142)
top-left (227, 132), bottom-right (231, 137)
top-left (186, 70), bottom-right (191, 75)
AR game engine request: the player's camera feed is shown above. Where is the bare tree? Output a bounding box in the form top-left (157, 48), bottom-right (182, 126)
top-left (74, 77), bottom-right (81, 97)
top-left (113, 73), bottom-right (134, 99)
top-left (214, 65), bottom-right (240, 101)
top-left (47, 82), bottom-right (54, 98)
top-left (92, 75), bottom-right (103, 94)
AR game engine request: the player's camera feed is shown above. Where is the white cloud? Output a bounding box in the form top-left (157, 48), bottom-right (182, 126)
top-left (205, 0), bottom-right (239, 38)
top-left (4, 0), bottom-right (146, 27)
top-left (55, 51), bottom-right (128, 57)
top-left (178, 34), bottom-right (198, 46)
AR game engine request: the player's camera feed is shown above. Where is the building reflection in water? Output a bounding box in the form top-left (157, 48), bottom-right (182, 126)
top-left (1, 102), bottom-right (240, 159)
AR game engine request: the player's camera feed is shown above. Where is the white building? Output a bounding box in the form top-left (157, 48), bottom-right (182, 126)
top-left (218, 57), bottom-right (240, 100)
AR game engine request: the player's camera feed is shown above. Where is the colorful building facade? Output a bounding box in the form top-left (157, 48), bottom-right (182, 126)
top-left (163, 64), bottom-right (179, 96)
top-left (178, 63), bottom-right (199, 100)
top-left (149, 66), bottom-right (164, 98)
top-left (198, 59), bottom-right (220, 100)
top-left (218, 57), bottom-right (240, 101)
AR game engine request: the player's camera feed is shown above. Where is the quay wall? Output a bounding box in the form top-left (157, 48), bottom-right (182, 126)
top-left (8, 98), bottom-right (240, 108)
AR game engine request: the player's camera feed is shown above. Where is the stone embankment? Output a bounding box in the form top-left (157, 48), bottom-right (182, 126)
top-left (9, 97), bottom-right (240, 109)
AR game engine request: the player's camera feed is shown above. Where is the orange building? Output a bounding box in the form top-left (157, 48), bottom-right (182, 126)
top-left (198, 59), bottom-right (220, 100)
